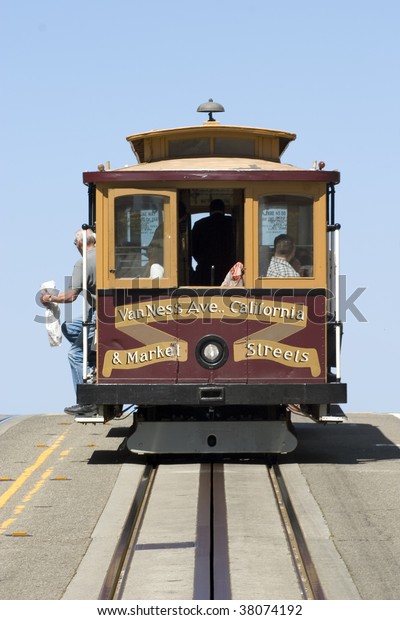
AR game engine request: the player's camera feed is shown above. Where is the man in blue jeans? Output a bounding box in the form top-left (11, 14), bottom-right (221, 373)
top-left (41, 228), bottom-right (97, 415)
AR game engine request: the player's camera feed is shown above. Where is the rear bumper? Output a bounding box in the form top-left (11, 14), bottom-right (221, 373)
top-left (78, 382), bottom-right (347, 406)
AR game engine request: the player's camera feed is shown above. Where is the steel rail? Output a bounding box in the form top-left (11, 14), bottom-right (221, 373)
top-left (268, 464), bottom-right (326, 600)
top-left (98, 464), bottom-right (156, 600)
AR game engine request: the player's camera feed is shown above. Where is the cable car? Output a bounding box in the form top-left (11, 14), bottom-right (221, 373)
top-left (76, 100), bottom-right (346, 455)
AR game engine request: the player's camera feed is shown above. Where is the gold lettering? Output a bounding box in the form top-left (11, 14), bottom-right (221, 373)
top-left (235, 339), bottom-right (321, 377)
top-left (102, 342), bottom-right (187, 377)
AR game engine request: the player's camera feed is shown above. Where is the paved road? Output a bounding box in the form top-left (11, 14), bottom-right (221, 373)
top-left (283, 413), bottom-right (400, 600)
top-left (0, 412), bottom-right (399, 600)
top-left (0, 413), bottom-right (135, 600)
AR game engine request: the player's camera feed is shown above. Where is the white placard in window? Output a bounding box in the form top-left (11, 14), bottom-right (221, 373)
top-left (141, 209), bottom-right (160, 246)
top-left (262, 207), bottom-right (287, 245)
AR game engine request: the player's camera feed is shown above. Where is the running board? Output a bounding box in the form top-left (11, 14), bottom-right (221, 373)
top-left (319, 415), bottom-right (346, 422)
top-left (318, 404), bottom-right (347, 423)
top-left (126, 420), bottom-right (297, 455)
top-left (74, 415), bottom-right (105, 424)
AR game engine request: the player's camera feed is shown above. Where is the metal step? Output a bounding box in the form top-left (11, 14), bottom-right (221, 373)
top-left (74, 415), bottom-right (105, 424)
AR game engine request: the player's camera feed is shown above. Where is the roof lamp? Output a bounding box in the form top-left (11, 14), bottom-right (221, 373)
top-left (197, 98), bottom-right (225, 122)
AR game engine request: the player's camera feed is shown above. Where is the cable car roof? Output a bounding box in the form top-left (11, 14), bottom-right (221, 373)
top-left (126, 122), bottom-right (296, 164)
top-left (113, 157), bottom-right (301, 172)
top-left (83, 121), bottom-right (340, 184)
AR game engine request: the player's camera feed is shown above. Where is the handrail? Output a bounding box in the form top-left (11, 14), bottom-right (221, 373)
top-left (82, 224), bottom-right (89, 382)
top-left (327, 223), bottom-right (341, 381)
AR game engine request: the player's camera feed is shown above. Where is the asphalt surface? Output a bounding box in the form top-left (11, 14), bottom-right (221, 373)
top-left (0, 413), bottom-right (134, 600)
top-left (0, 412), bottom-right (399, 600)
top-left (283, 413), bottom-right (400, 600)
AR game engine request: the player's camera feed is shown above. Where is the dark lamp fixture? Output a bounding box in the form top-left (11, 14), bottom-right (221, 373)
top-left (197, 98), bottom-right (225, 122)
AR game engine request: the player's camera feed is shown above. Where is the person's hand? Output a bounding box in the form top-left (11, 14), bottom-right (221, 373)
top-left (40, 292), bottom-right (52, 305)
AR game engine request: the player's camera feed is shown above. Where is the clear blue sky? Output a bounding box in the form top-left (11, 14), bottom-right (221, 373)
top-left (1, 0), bottom-right (399, 415)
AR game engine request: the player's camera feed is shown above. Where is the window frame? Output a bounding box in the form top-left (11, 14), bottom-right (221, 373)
top-left (250, 183), bottom-right (327, 289)
top-left (106, 188), bottom-right (178, 289)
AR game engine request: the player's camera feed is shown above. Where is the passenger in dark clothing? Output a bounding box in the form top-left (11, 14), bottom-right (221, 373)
top-left (191, 199), bottom-right (235, 285)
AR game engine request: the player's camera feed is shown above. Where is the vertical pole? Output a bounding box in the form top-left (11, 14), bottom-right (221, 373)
top-left (82, 183), bottom-right (95, 384)
top-left (82, 226), bottom-right (88, 382)
top-left (327, 182), bottom-right (341, 381)
top-left (88, 183), bottom-right (96, 226)
top-left (330, 183), bottom-right (335, 225)
top-left (334, 226), bottom-right (341, 381)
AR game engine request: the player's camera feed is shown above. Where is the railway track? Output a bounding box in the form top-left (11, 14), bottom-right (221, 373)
top-left (99, 464), bottom-right (157, 599)
top-left (268, 465), bottom-right (325, 600)
top-left (98, 461), bottom-right (326, 600)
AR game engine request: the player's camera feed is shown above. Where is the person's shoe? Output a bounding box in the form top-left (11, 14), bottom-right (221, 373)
top-left (286, 403), bottom-right (310, 415)
top-left (64, 404), bottom-right (97, 416)
top-left (286, 403), bottom-right (302, 414)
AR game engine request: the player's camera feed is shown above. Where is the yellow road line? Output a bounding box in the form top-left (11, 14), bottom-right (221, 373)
top-left (0, 433), bottom-right (66, 509)
top-left (0, 468), bottom-right (54, 536)
top-left (0, 517), bottom-right (16, 534)
top-left (22, 467), bottom-right (53, 503)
